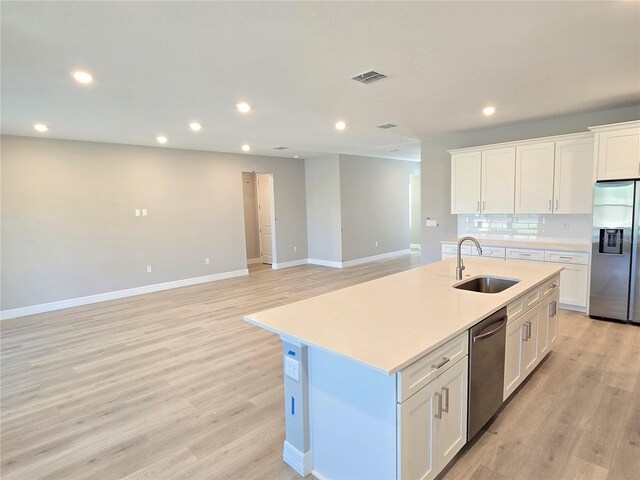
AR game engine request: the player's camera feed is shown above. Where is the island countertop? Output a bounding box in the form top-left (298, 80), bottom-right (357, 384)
top-left (244, 258), bottom-right (563, 375)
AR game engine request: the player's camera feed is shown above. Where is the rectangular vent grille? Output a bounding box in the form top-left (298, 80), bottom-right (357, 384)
top-left (376, 123), bottom-right (397, 129)
top-left (272, 146), bottom-right (289, 150)
top-left (351, 70), bottom-right (387, 84)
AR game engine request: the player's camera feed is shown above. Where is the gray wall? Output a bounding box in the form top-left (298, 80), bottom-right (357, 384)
top-left (305, 155), bottom-right (342, 263)
top-left (241, 172), bottom-right (260, 260)
top-left (339, 154), bottom-right (420, 262)
top-left (1, 135), bottom-right (308, 310)
top-left (421, 104), bottom-right (640, 263)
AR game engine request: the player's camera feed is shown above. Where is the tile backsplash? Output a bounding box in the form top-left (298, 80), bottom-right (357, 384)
top-left (457, 214), bottom-right (592, 244)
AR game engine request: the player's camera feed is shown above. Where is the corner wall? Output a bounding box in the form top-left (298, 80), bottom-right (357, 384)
top-left (338, 154), bottom-right (420, 262)
top-left (420, 104), bottom-right (640, 263)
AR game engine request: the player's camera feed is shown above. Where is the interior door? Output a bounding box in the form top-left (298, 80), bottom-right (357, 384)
top-left (481, 147), bottom-right (516, 214)
top-left (436, 359), bottom-right (468, 469)
top-left (256, 173), bottom-right (274, 265)
top-left (515, 142), bottom-right (555, 214)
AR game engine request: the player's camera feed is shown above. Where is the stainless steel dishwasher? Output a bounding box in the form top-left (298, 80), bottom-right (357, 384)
top-left (467, 307), bottom-right (507, 441)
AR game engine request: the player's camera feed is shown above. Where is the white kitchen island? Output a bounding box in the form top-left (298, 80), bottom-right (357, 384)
top-left (244, 258), bottom-right (563, 480)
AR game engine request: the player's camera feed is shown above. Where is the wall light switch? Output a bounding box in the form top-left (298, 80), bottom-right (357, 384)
top-left (135, 209), bottom-right (141, 217)
top-left (426, 219), bottom-right (438, 227)
top-left (146, 266), bottom-right (152, 273)
top-left (142, 209), bottom-right (148, 216)
top-left (293, 246), bottom-right (297, 253)
top-left (205, 258), bottom-right (210, 265)
top-left (375, 241), bottom-right (379, 247)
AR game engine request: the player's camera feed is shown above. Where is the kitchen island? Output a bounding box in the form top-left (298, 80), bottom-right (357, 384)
top-left (244, 258), bottom-right (563, 480)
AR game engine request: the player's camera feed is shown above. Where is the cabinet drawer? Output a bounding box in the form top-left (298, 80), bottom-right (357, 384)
top-left (507, 286), bottom-right (541, 324)
top-left (506, 248), bottom-right (545, 262)
top-left (541, 275), bottom-right (560, 298)
top-left (442, 244), bottom-right (472, 255)
top-left (473, 246), bottom-right (505, 258)
top-left (397, 332), bottom-right (468, 403)
top-left (544, 251), bottom-right (589, 265)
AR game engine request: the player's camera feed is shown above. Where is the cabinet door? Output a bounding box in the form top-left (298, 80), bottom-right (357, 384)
top-left (504, 317), bottom-right (525, 400)
top-left (554, 137), bottom-right (594, 214)
top-left (538, 299), bottom-right (550, 358)
top-left (436, 359), bottom-right (468, 469)
top-left (451, 151), bottom-right (482, 214)
top-left (481, 147), bottom-right (516, 214)
top-left (515, 142), bottom-right (555, 214)
top-left (521, 307), bottom-right (540, 377)
top-left (548, 263), bottom-right (589, 308)
top-left (547, 292), bottom-right (560, 347)
top-left (397, 379), bottom-right (439, 480)
top-left (596, 127), bottom-right (640, 181)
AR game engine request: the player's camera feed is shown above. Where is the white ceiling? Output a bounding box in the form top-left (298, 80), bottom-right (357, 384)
top-left (1, 1), bottom-right (639, 162)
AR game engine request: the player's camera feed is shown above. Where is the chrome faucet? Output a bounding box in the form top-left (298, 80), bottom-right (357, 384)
top-left (456, 236), bottom-right (483, 280)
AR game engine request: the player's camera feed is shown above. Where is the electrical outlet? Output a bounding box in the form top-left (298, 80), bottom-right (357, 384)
top-left (205, 258), bottom-right (210, 265)
top-left (142, 208), bottom-right (148, 216)
top-left (293, 246), bottom-right (297, 253)
top-left (375, 241), bottom-right (379, 247)
top-left (135, 209), bottom-right (141, 217)
top-left (146, 266), bottom-right (152, 273)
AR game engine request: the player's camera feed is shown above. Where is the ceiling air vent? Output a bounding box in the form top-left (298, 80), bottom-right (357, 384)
top-left (351, 70), bottom-right (387, 84)
top-left (272, 146), bottom-right (289, 150)
top-left (376, 123), bottom-right (397, 129)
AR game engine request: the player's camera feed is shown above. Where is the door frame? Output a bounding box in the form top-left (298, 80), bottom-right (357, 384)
top-left (255, 172), bottom-right (277, 268)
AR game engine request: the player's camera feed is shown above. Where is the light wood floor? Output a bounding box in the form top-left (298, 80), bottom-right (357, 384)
top-left (1, 254), bottom-right (638, 480)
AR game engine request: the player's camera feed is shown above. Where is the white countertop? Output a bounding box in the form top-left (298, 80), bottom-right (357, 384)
top-left (441, 238), bottom-right (590, 252)
top-left (244, 258), bottom-right (563, 376)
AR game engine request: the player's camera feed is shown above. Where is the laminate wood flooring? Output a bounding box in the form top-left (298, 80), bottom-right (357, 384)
top-left (1, 254), bottom-right (638, 480)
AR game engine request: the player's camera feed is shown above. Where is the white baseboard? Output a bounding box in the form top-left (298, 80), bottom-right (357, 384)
top-left (560, 304), bottom-right (586, 313)
top-left (410, 243), bottom-right (422, 250)
top-left (283, 441), bottom-right (313, 477)
top-left (308, 258), bottom-right (343, 269)
top-left (0, 269), bottom-right (249, 320)
top-left (341, 249), bottom-right (411, 268)
top-left (272, 258), bottom-right (308, 270)
top-left (247, 258), bottom-right (261, 265)
top-left (311, 469), bottom-right (329, 480)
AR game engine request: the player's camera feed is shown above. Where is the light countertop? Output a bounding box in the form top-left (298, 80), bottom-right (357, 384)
top-left (441, 238), bottom-right (590, 252)
top-left (244, 258), bottom-right (563, 375)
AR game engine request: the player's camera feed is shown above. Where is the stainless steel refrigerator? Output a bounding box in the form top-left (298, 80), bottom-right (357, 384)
top-left (590, 180), bottom-right (640, 323)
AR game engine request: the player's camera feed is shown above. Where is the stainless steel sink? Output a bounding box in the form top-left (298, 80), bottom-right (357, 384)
top-left (454, 276), bottom-right (519, 294)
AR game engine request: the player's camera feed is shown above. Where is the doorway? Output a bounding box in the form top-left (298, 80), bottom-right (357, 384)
top-left (241, 172), bottom-right (276, 267)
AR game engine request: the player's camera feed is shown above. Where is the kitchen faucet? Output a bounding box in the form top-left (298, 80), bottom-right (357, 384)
top-left (456, 236), bottom-right (483, 280)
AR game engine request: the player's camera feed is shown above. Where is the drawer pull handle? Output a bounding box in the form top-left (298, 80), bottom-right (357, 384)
top-left (518, 253), bottom-right (531, 256)
top-left (434, 392), bottom-right (443, 419)
top-left (431, 356), bottom-right (450, 369)
top-left (559, 256), bottom-right (572, 260)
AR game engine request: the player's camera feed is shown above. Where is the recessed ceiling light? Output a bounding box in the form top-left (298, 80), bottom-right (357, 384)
top-left (335, 121), bottom-right (346, 131)
top-left (236, 103), bottom-right (251, 113)
top-left (72, 70), bottom-right (94, 84)
top-left (34, 123), bottom-right (48, 132)
top-left (189, 122), bottom-right (202, 131)
top-left (241, 144), bottom-right (251, 152)
top-left (156, 136), bottom-right (168, 144)
top-left (483, 106), bottom-right (496, 116)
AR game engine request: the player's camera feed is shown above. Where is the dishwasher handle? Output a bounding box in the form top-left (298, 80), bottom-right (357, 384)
top-left (472, 317), bottom-right (507, 342)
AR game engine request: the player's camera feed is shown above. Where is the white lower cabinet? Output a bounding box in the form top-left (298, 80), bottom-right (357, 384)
top-left (504, 292), bottom-right (559, 401)
top-left (397, 358), bottom-right (468, 480)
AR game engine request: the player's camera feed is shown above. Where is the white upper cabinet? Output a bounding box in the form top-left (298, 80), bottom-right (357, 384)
top-left (450, 132), bottom-right (596, 215)
top-left (590, 121), bottom-right (640, 181)
top-left (481, 147), bottom-right (516, 214)
top-left (553, 136), bottom-right (595, 214)
top-left (451, 151), bottom-right (481, 214)
top-left (515, 142), bottom-right (555, 214)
